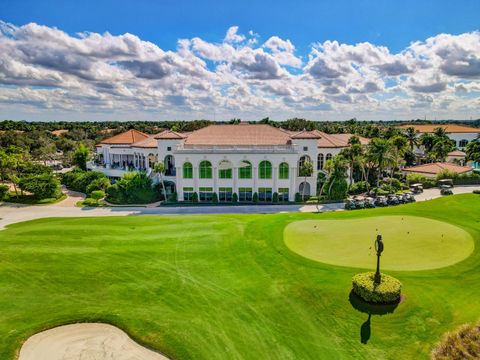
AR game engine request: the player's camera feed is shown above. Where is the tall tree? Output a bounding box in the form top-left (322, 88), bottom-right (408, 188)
top-left (466, 140), bottom-right (480, 162)
top-left (299, 158), bottom-right (313, 201)
top-left (367, 138), bottom-right (395, 187)
top-left (404, 127), bottom-right (419, 151)
top-left (73, 143), bottom-right (90, 170)
top-left (431, 138), bottom-right (455, 162)
top-left (153, 162), bottom-right (167, 202)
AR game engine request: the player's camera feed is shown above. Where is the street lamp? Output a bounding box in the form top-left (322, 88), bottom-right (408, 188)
top-left (374, 234), bottom-right (384, 284)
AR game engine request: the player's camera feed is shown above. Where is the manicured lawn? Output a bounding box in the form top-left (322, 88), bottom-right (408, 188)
top-left (0, 194), bottom-right (479, 359)
top-left (4, 193), bottom-right (67, 205)
top-left (285, 216), bottom-right (474, 271)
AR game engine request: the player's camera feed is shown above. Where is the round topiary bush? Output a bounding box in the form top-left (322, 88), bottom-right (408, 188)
top-left (352, 272), bottom-right (402, 303)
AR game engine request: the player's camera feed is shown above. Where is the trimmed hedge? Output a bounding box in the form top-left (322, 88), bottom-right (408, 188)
top-left (352, 272), bottom-right (402, 303)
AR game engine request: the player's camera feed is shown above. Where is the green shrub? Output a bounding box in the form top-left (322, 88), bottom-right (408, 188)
top-left (192, 192), bottom-right (198, 203)
top-left (406, 173), bottom-right (437, 188)
top-left (169, 192), bottom-right (178, 202)
top-left (272, 192), bottom-right (279, 202)
top-left (436, 169), bottom-right (458, 181)
top-left (232, 192), bottom-right (238, 202)
top-left (432, 322), bottom-right (480, 360)
top-left (252, 192), bottom-right (258, 203)
top-left (327, 178), bottom-right (348, 200)
top-left (86, 177), bottom-right (111, 195)
top-left (90, 190), bottom-right (105, 201)
top-left (62, 170), bottom-right (108, 194)
top-left (106, 172), bottom-right (158, 204)
top-left (294, 192), bottom-right (302, 203)
top-left (352, 272), bottom-right (402, 303)
top-left (0, 184), bottom-right (8, 200)
top-left (211, 192), bottom-right (218, 203)
top-left (18, 173), bottom-right (61, 199)
top-left (349, 181), bottom-right (369, 195)
top-left (473, 190), bottom-right (480, 194)
top-left (82, 198), bottom-right (99, 207)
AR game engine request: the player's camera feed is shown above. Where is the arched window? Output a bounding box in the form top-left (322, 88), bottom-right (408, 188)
top-left (164, 155), bottom-right (175, 176)
top-left (459, 139), bottom-right (468, 148)
top-left (278, 162), bottom-right (289, 179)
top-left (199, 160), bottom-right (212, 179)
top-left (148, 153), bottom-right (157, 169)
top-left (259, 161), bottom-right (272, 179)
top-left (317, 153), bottom-right (324, 170)
top-left (238, 160), bottom-right (252, 179)
top-left (218, 160), bottom-right (232, 179)
top-left (183, 162), bottom-right (193, 179)
top-left (326, 153), bottom-right (332, 161)
top-left (298, 155), bottom-right (312, 177)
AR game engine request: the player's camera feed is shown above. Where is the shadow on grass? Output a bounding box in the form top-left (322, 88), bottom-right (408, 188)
top-left (348, 290), bottom-right (400, 344)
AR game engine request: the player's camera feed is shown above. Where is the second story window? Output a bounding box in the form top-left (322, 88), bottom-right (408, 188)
top-left (259, 160), bottom-right (272, 179)
top-left (278, 162), bottom-right (289, 179)
top-left (238, 161), bottom-right (252, 179)
top-left (199, 160), bottom-right (212, 179)
top-left (183, 162), bottom-right (193, 179)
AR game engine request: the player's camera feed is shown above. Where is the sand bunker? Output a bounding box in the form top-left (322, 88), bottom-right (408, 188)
top-left (19, 323), bottom-right (170, 360)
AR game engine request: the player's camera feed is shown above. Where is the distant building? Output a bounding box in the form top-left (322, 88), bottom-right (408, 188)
top-left (402, 162), bottom-right (473, 178)
top-left (92, 124), bottom-right (369, 201)
top-left (397, 124), bottom-right (480, 149)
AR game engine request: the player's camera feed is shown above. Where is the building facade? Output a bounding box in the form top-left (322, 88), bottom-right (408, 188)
top-left (92, 124), bottom-right (368, 202)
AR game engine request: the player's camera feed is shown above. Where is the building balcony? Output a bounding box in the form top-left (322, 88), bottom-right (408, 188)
top-left (87, 161), bottom-right (151, 178)
top-left (175, 144), bottom-right (298, 154)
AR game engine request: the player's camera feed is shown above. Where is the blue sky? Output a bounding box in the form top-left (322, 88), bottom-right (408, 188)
top-left (0, 0), bottom-right (479, 121)
top-left (3, 0), bottom-right (479, 54)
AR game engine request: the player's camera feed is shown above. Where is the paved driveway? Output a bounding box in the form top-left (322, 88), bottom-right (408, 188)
top-left (0, 185), bottom-right (478, 230)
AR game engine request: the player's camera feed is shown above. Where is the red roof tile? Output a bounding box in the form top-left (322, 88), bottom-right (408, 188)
top-left (403, 162), bottom-right (472, 175)
top-left (101, 129), bottom-right (150, 145)
top-left (154, 130), bottom-right (188, 140)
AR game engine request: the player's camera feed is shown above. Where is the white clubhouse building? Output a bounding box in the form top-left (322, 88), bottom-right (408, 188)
top-left (92, 124), bottom-right (368, 202)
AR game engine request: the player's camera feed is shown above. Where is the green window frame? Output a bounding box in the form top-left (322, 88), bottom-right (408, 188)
top-left (238, 161), bottom-right (252, 179)
top-left (238, 187), bottom-right (253, 201)
top-left (219, 168), bottom-right (232, 179)
top-left (183, 187), bottom-right (194, 201)
top-left (259, 161), bottom-right (272, 179)
top-left (278, 187), bottom-right (289, 202)
top-left (199, 187), bottom-right (213, 201)
top-left (258, 187), bottom-right (273, 201)
top-left (278, 162), bottom-right (289, 179)
top-left (183, 162), bottom-right (193, 179)
top-left (218, 187), bottom-right (233, 202)
top-left (199, 161), bottom-right (212, 179)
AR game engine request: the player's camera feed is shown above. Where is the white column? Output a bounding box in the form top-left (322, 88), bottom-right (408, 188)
top-left (233, 167), bottom-right (238, 195)
top-left (253, 166), bottom-right (258, 193)
top-left (213, 167), bottom-right (218, 194)
top-left (194, 166), bottom-right (199, 192)
top-left (273, 166), bottom-right (278, 192)
top-left (175, 166), bottom-right (182, 200)
top-left (290, 166), bottom-right (296, 201)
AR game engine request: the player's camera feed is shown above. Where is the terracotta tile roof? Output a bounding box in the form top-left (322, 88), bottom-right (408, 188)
top-left (132, 135), bottom-right (157, 148)
top-left (403, 162), bottom-right (472, 175)
top-left (100, 129), bottom-right (150, 145)
top-left (290, 129), bottom-right (321, 139)
top-left (154, 130), bottom-right (188, 140)
top-left (184, 124), bottom-right (292, 145)
top-left (447, 150), bottom-right (466, 157)
top-left (312, 130), bottom-right (369, 148)
top-left (398, 124), bottom-right (480, 133)
top-left (51, 129), bottom-right (68, 136)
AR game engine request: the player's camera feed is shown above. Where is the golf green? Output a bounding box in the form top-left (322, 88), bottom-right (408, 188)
top-left (284, 215), bottom-right (474, 271)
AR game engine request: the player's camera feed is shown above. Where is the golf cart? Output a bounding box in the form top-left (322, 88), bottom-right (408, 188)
top-left (438, 179), bottom-right (454, 189)
top-left (410, 183), bottom-right (423, 194)
top-left (353, 196), bottom-right (366, 209)
top-left (364, 196), bottom-right (376, 208)
top-left (375, 196), bottom-right (388, 207)
top-left (387, 194), bottom-right (400, 206)
top-left (344, 198), bottom-right (356, 210)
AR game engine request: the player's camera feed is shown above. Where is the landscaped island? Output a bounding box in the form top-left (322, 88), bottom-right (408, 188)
top-left (0, 194), bottom-right (478, 359)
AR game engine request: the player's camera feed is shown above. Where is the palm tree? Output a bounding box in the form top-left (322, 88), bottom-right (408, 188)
top-left (431, 138), bottom-right (455, 162)
top-left (433, 127), bottom-right (447, 138)
top-left (420, 133), bottom-right (436, 153)
top-left (299, 158), bottom-right (313, 201)
top-left (367, 138), bottom-right (395, 187)
top-left (340, 143), bottom-right (364, 187)
top-left (153, 162), bottom-right (167, 202)
top-left (404, 127), bottom-right (419, 151)
top-left (323, 155), bottom-right (349, 198)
